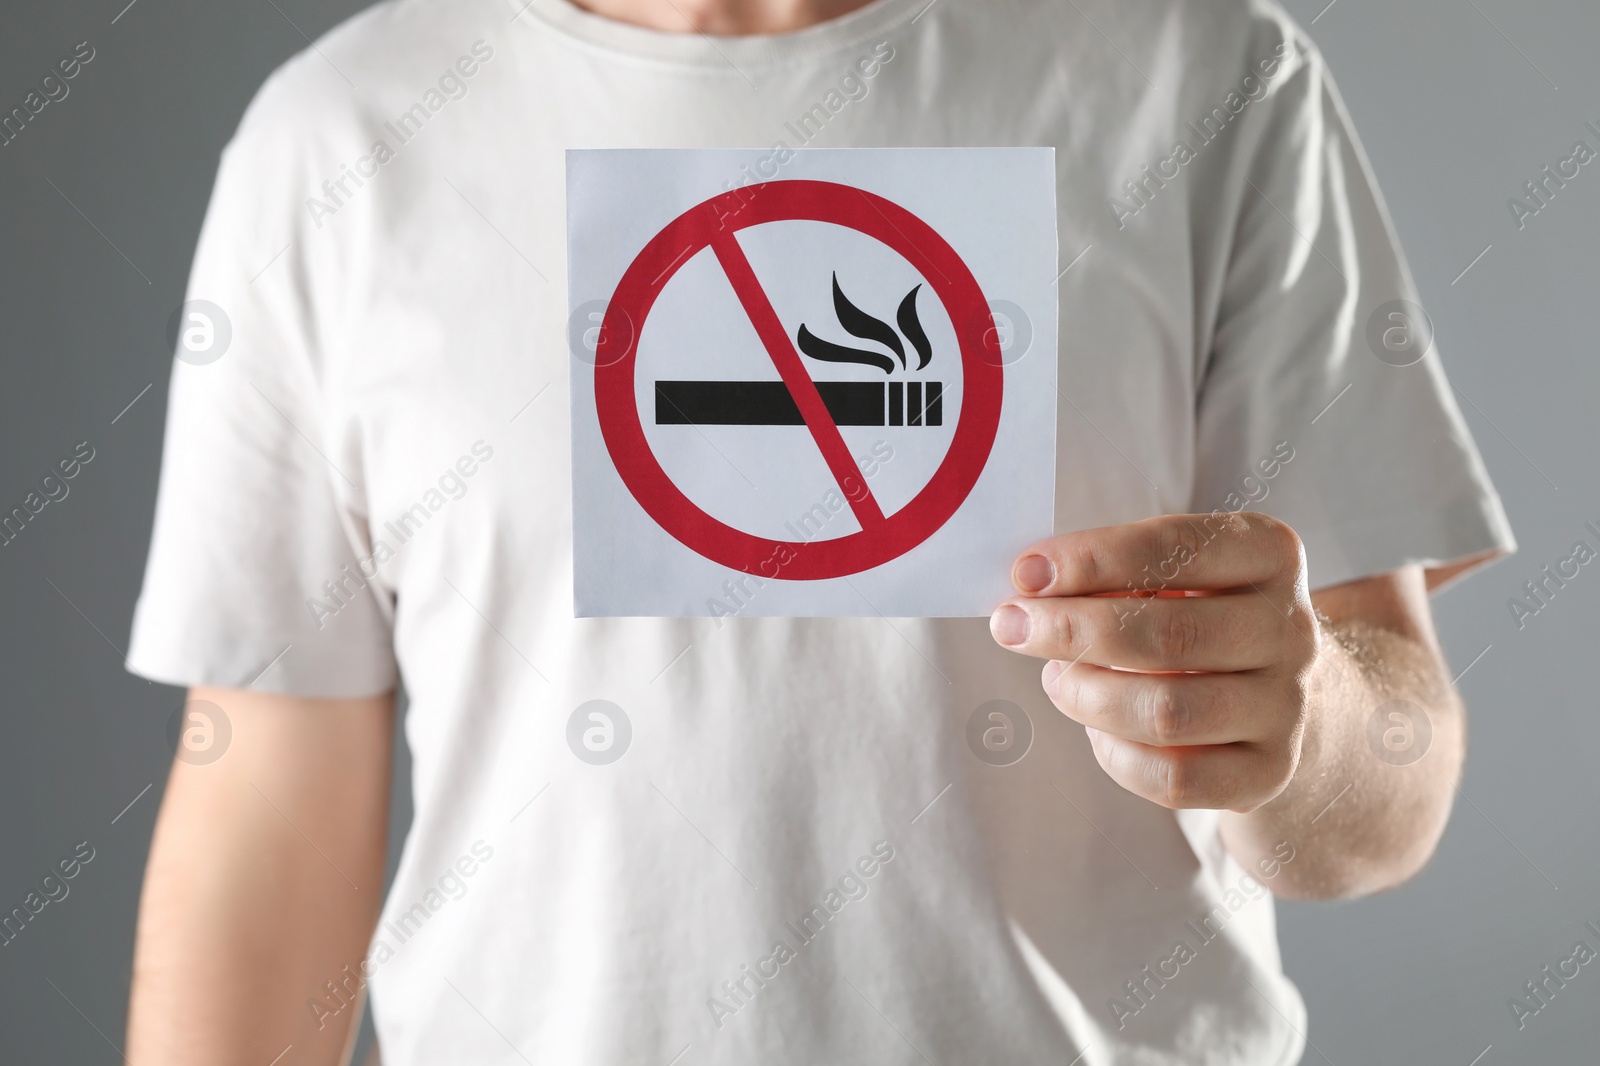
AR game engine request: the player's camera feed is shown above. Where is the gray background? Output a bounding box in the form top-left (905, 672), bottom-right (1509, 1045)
top-left (1, 0), bottom-right (1595, 1063)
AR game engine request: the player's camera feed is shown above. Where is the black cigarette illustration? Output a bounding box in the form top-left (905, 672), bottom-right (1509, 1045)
top-left (655, 274), bottom-right (942, 428)
top-left (656, 379), bottom-right (942, 427)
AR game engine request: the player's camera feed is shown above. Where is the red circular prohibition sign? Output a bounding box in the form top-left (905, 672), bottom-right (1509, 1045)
top-left (595, 179), bottom-right (1003, 581)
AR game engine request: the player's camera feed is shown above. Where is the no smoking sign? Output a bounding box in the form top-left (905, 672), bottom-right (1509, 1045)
top-left (568, 149), bottom-right (1058, 617)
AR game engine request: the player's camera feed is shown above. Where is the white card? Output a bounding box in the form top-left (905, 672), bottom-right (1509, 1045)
top-left (568, 148), bottom-right (1057, 618)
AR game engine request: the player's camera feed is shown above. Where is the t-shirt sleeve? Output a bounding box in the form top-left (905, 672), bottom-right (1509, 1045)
top-left (1189, 34), bottom-right (1515, 592)
top-left (125, 77), bottom-right (398, 698)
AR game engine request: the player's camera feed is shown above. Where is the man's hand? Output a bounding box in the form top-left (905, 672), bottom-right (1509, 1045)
top-left (989, 512), bottom-right (1466, 900)
top-left (989, 511), bottom-right (1318, 813)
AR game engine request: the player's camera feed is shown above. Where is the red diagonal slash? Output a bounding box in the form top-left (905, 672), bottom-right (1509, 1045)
top-left (710, 232), bottom-right (885, 528)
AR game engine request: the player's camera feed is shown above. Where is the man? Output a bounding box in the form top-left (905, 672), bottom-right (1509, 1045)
top-left (125, 0), bottom-right (1514, 1062)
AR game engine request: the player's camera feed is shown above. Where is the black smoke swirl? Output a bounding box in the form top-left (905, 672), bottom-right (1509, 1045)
top-left (831, 273), bottom-right (906, 368)
top-left (796, 325), bottom-right (898, 374)
top-left (897, 285), bottom-right (932, 370)
top-left (796, 274), bottom-right (931, 374)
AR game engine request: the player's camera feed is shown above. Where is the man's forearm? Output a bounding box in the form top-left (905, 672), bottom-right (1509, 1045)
top-left (1221, 616), bottom-right (1464, 900)
top-left (127, 688), bottom-right (393, 1065)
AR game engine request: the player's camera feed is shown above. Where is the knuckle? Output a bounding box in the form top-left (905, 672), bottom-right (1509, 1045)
top-left (1138, 682), bottom-right (1192, 743)
top-left (1268, 750), bottom-right (1298, 797)
top-left (1154, 755), bottom-right (1198, 808)
top-left (1279, 674), bottom-right (1315, 731)
top-left (1174, 519), bottom-right (1206, 563)
top-left (1046, 602), bottom-right (1076, 653)
top-left (1286, 620), bottom-right (1318, 669)
top-left (1268, 607), bottom-right (1317, 673)
top-left (1155, 754), bottom-right (1229, 810)
top-left (1151, 606), bottom-right (1203, 663)
top-left (1152, 519), bottom-right (1204, 577)
top-left (1073, 678), bottom-right (1113, 725)
top-left (1252, 514), bottom-right (1304, 577)
top-left (1236, 751), bottom-right (1296, 814)
top-left (1061, 538), bottom-right (1101, 589)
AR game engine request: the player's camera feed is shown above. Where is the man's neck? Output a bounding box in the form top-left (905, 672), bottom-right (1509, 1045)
top-left (570, 0), bottom-right (877, 35)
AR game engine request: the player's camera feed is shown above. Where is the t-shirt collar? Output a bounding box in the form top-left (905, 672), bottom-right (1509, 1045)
top-left (509, 0), bottom-right (929, 71)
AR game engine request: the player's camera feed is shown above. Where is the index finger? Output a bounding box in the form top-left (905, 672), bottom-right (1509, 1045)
top-left (1010, 512), bottom-right (1302, 597)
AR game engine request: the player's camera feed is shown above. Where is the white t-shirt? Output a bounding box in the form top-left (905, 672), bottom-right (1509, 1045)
top-left (127, 0), bottom-right (1514, 1062)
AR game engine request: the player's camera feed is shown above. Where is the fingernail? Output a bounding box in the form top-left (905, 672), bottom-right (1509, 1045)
top-left (990, 604), bottom-right (1030, 646)
top-left (1041, 659), bottom-right (1064, 691)
top-left (1014, 554), bottom-right (1054, 593)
